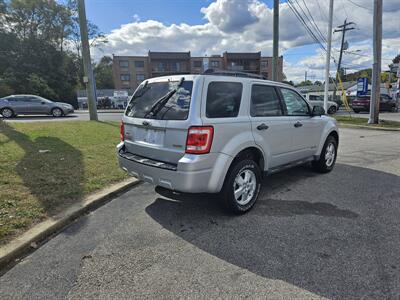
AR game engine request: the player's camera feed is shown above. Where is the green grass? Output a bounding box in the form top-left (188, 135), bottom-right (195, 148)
top-left (334, 116), bottom-right (400, 129)
top-left (0, 121), bottom-right (128, 244)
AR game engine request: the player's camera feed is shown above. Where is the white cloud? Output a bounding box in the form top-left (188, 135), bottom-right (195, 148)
top-left (92, 0), bottom-right (400, 83)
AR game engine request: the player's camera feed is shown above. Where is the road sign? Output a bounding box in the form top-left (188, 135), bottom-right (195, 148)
top-left (357, 77), bottom-right (368, 96)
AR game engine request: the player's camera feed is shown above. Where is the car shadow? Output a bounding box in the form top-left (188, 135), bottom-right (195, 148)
top-left (0, 122), bottom-right (84, 218)
top-left (147, 164), bottom-right (400, 299)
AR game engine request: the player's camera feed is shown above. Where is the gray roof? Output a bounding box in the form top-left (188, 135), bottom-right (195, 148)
top-left (297, 81), bottom-right (357, 92)
top-left (223, 52), bottom-right (261, 60)
top-left (148, 51), bottom-right (191, 60)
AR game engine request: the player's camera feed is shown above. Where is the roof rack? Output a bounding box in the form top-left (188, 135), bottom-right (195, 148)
top-left (202, 69), bottom-right (267, 80)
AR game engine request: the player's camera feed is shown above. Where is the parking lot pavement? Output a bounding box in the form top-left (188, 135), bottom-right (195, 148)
top-left (1, 111), bottom-right (124, 122)
top-left (1, 128), bottom-right (399, 299)
top-left (337, 109), bottom-right (400, 122)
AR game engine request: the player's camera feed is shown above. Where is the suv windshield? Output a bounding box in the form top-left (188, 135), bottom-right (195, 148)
top-left (125, 80), bottom-right (193, 120)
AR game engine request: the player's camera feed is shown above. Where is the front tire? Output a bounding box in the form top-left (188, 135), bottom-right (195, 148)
top-left (1, 108), bottom-right (14, 118)
top-left (312, 136), bottom-right (337, 173)
top-left (51, 108), bottom-right (63, 117)
top-left (221, 159), bottom-right (261, 214)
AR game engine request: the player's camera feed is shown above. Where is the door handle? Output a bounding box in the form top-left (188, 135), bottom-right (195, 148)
top-left (257, 123), bottom-right (269, 130)
top-left (294, 122), bottom-right (303, 128)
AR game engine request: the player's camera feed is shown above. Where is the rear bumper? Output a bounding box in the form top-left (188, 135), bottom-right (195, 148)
top-left (352, 105), bottom-right (368, 111)
top-left (116, 143), bottom-right (232, 193)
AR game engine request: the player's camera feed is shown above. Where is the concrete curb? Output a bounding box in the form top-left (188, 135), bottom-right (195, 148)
top-left (75, 110), bottom-right (124, 114)
top-left (0, 178), bottom-right (140, 270)
top-left (338, 123), bottom-right (400, 132)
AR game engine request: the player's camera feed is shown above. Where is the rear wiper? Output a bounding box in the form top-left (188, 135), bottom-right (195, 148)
top-left (144, 77), bottom-right (184, 118)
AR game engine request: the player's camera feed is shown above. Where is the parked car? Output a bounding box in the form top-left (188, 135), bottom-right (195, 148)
top-left (307, 95), bottom-right (338, 114)
top-left (117, 72), bottom-right (339, 214)
top-left (0, 95), bottom-right (74, 118)
top-left (352, 94), bottom-right (396, 113)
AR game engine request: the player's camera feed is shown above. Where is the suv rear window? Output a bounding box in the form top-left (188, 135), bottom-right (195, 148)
top-left (125, 80), bottom-right (193, 120)
top-left (250, 85), bottom-right (282, 117)
top-left (206, 82), bottom-right (242, 118)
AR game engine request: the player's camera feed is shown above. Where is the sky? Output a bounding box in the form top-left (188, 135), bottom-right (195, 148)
top-left (85, 0), bottom-right (400, 83)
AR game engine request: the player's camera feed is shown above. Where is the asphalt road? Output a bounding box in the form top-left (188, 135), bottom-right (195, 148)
top-left (1, 128), bottom-right (400, 299)
top-left (2, 110), bottom-right (400, 123)
top-left (1, 111), bottom-right (124, 122)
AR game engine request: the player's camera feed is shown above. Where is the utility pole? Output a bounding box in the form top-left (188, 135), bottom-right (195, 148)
top-left (305, 71), bottom-right (307, 82)
top-left (332, 19), bottom-right (355, 101)
top-left (323, 0), bottom-right (334, 113)
top-left (272, 0), bottom-right (279, 81)
top-left (369, 0), bottom-right (382, 124)
top-left (78, 0), bottom-right (98, 121)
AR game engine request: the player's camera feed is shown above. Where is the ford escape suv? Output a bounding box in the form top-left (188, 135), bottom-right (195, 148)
top-left (117, 72), bottom-right (339, 213)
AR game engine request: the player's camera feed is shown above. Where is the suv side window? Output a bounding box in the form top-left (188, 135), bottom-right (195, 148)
top-left (206, 82), bottom-right (242, 118)
top-left (280, 88), bottom-right (310, 116)
top-left (250, 85), bottom-right (282, 117)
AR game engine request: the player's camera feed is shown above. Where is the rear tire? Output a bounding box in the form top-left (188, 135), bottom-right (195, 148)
top-left (51, 108), bottom-right (63, 117)
top-left (353, 109), bottom-right (360, 114)
top-left (312, 136), bottom-right (337, 173)
top-left (328, 106), bottom-right (337, 114)
top-left (221, 159), bottom-right (261, 214)
top-left (1, 108), bottom-right (14, 118)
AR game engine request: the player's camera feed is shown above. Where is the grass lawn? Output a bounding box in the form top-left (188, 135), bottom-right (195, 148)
top-left (334, 116), bottom-right (400, 129)
top-left (0, 121), bottom-right (128, 244)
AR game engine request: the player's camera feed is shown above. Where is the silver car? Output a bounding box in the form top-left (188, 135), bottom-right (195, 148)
top-left (307, 95), bottom-right (338, 114)
top-left (0, 95), bottom-right (74, 118)
top-left (117, 72), bottom-right (339, 213)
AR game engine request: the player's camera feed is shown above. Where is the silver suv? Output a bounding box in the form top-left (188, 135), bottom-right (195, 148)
top-left (117, 72), bottom-right (339, 213)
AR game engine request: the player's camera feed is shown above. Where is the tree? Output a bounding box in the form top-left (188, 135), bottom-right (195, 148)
top-left (0, 0), bottom-right (104, 106)
top-left (297, 80), bottom-right (313, 87)
top-left (314, 80), bottom-right (322, 86)
top-left (94, 56), bottom-right (114, 89)
top-left (393, 54), bottom-right (400, 64)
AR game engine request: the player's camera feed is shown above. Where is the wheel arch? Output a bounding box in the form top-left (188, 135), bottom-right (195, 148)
top-left (230, 146), bottom-right (265, 172)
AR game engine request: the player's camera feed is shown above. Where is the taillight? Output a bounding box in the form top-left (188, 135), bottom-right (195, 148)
top-left (120, 121), bottom-right (125, 142)
top-left (185, 126), bottom-right (214, 154)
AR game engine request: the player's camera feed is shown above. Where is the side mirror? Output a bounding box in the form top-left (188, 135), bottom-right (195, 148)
top-left (312, 105), bottom-right (325, 116)
top-left (41, 101), bottom-right (46, 104)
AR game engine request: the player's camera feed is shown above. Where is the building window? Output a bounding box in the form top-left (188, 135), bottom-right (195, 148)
top-left (210, 61), bottom-right (219, 68)
top-left (119, 60), bottom-right (129, 68)
top-left (135, 61), bottom-right (144, 68)
top-left (156, 62), bottom-right (165, 72)
top-left (261, 61), bottom-right (268, 69)
top-left (120, 74), bottom-right (130, 81)
top-left (193, 60), bottom-right (202, 68)
top-left (171, 62), bottom-right (181, 72)
top-left (136, 74), bottom-right (145, 82)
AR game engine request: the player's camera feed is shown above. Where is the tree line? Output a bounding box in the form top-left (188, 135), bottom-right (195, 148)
top-left (0, 0), bottom-right (114, 106)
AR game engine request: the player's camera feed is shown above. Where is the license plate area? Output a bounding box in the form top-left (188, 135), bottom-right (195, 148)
top-left (132, 127), bottom-right (165, 146)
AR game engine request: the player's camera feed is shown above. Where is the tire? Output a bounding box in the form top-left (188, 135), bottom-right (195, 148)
top-left (1, 107), bottom-right (14, 118)
top-left (328, 106), bottom-right (337, 114)
top-left (312, 136), bottom-right (338, 173)
top-left (51, 107), bottom-right (63, 117)
top-left (353, 109), bottom-right (360, 114)
top-left (221, 159), bottom-right (261, 214)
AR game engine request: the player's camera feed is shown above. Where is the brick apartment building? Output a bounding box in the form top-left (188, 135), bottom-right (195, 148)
top-left (113, 51), bottom-right (283, 90)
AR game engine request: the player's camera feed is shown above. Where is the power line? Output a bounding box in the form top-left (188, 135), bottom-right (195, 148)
top-left (286, 0), bottom-right (327, 52)
top-left (346, 0), bottom-right (372, 11)
top-left (296, 0), bottom-right (327, 44)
